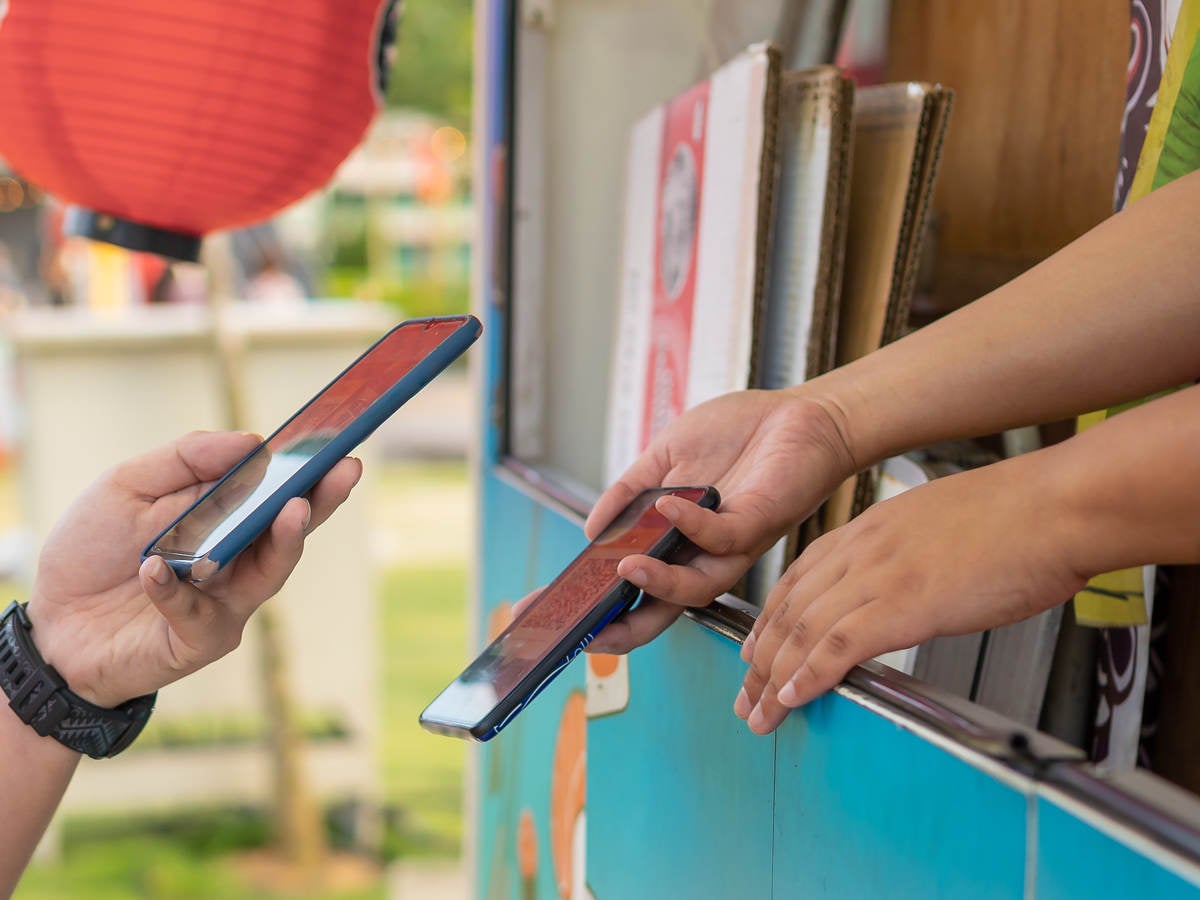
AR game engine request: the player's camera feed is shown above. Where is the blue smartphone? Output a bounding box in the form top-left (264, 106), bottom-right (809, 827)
top-left (143, 314), bottom-right (481, 581)
top-left (419, 485), bottom-right (720, 742)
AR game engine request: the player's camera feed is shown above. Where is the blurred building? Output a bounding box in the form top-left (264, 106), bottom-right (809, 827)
top-left (321, 110), bottom-right (473, 304)
top-left (0, 163), bottom-right (49, 305)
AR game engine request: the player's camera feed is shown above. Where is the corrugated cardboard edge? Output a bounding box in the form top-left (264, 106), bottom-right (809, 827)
top-left (849, 85), bottom-right (955, 520)
top-left (886, 86), bottom-right (955, 345)
top-left (787, 68), bottom-right (856, 560)
top-left (805, 69), bottom-right (857, 381)
top-left (745, 42), bottom-right (783, 392)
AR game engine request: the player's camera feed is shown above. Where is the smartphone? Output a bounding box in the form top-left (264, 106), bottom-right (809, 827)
top-left (143, 314), bottom-right (482, 581)
top-left (419, 485), bottom-right (720, 742)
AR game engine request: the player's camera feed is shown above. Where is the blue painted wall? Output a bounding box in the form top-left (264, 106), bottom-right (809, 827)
top-left (588, 622), bottom-right (777, 899)
top-left (1036, 797), bottom-right (1199, 899)
top-left (475, 475), bottom-right (590, 899)
top-left (772, 690), bottom-right (1026, 899)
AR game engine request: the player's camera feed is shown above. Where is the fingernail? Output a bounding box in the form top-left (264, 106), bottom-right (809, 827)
top-left (625, 567), bottom-right (648, 588)
top-left (239, 431), bottom-right (263, 442)
top-left (748, 704), bottom-right (767, 734)
top-left (148, 557), bottom-right (172, 585)
top-left (740, 631), bottom-right (757, 661)
top-left (778, 681), bottom-right (798, 706)
top-left (301, 501), bottom-right (312, 530)
top-left (734, 688), bottom-right (751, 719)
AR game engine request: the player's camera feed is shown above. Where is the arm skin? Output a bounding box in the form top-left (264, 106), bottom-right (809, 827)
top-left (811, 165), bottom-right (1200, 476)
top-left (739, 382), bottom-right (1200, 733)
top-left (0, 431), bottom-right (361, 893)
top-left (583, 167), bottom-right (1200, 729)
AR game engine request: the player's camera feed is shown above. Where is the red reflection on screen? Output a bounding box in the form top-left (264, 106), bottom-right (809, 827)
top-left (486, 487), bottom-right (707, 697)
top-left (153, 317), bottom-right (471, 557)
top-left (271, 317), bottom-right (468, 451)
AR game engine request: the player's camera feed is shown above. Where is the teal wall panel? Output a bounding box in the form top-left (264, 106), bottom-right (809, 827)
top-left (587, 622), bottom-right (777, 900)
top-left (476, 475), bottom-right (540, 900)
top-left (476, 472), bottom-right (592, 900)
top-left (772, 691), bottom-right (1027, 899)
top-left (1035, 797), bottom-right (1200, 899)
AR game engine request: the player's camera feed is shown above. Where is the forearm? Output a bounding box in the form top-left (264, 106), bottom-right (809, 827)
top-left (0, 703), bottom-right (79, 895)
top-left (805, 168), bottom-right (1200, 469)
top-left (1041, 382), bottom-right (1200, 578)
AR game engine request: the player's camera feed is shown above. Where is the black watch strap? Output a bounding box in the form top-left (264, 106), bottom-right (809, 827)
top-left (0, 601), bottom-right (156, 759)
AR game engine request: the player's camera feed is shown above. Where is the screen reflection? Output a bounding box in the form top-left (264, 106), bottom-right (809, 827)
top-left (153, 317), bottom-right (470, 559)
top-left (429, 486), bottom-right (709, 726)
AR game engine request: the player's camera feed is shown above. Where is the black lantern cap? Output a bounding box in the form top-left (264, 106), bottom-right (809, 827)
top-left (64, 206), bottom-right (202, 263)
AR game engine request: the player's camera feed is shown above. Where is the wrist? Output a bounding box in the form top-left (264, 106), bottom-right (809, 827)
top-left (999, 448), bottom-right (1096, 593)
top-left (781, 380), bottom-right (867, 478)
top-left (0, 682), bottom-right (84, 761)
top-left (1048, 388), bottom-right (1200, 580)
top-left (23, 599), bottom-right (110, 707)
top-left (1009, 432), bottom-right (1156, 597)
top-left (0, 603), bottom-right (156, 758)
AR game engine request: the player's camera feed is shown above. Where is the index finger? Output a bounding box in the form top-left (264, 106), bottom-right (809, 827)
top-left (655, 495), bottom-right (765, 558)
top-left (615, 550), bottom-right (744, 608)
top-left (305, 456), bottom-right (364, 533)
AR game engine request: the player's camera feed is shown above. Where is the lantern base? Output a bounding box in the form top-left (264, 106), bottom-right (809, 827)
top-left (64, 207), bottom-right (202, 262)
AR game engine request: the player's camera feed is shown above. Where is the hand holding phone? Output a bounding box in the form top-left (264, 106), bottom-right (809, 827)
top-left (144, 314), bottom-right (481, 581)
top-left (419, 485), bottom-right (720, 741)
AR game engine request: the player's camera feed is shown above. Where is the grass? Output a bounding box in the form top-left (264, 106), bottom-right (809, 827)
top-left (375, 457), bottom-right (471, 857)
top-left (11, 459), bottom-right (471, 899)
top-left (378, 563), bottom-right (469, 858)
top-left (17, 832), bottom-right (269, 900)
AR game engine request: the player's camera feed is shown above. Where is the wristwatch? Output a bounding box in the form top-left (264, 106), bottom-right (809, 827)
top-left (0, 601), bottom-right (156, 758)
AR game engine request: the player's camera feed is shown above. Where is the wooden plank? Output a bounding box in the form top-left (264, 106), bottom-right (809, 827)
top-left (886, 0), bottom-right (1127, 311)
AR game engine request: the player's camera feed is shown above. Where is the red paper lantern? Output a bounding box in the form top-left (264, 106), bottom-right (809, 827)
top-left (0, 0), bottom-right (398, 260)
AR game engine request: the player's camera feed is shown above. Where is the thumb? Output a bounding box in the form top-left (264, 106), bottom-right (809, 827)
top-left (139, 556), bottom-right (228, 671)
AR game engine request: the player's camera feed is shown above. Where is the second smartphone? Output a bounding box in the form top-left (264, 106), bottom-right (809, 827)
top-left (143, 314), bottom-right (481, 581)
top-left (419, 485), bottom-right (720, 742)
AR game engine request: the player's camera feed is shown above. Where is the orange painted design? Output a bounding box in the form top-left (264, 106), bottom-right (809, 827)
top-left (587, 652), bottom-right (621, 679)
top-left (517, 807), bottom-right (539, 881)
top-left (551, 691), bottom-right (587, 898)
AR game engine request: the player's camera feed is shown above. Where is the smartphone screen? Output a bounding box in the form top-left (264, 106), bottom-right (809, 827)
top-left (146, 315), bottom-right (479, 578)
top-left (421, 485), bottom-right (717, 739)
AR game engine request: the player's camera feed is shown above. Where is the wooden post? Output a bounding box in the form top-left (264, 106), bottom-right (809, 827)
top-left (202, 236), bottom-right (329, 872)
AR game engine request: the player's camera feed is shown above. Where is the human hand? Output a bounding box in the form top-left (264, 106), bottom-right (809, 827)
top-left (735, 454), bottom-right (1088, 734)
top-left (25, 431), bottom-right (362, 708)
top-left (586, 389), bottom-right (856, 654)
top-left (154, 439), bottom-right (272, 558)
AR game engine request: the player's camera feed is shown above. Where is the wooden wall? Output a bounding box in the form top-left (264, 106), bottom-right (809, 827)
top-left (885, 0), bottom-right (1129, 313)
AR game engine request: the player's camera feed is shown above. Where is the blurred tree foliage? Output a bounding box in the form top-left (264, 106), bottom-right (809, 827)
top-left (386, 0), bottom-right (473, 131)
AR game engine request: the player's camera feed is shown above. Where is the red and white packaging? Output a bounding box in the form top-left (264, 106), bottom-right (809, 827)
top-left (604, 45), bottom-right (778, 484)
